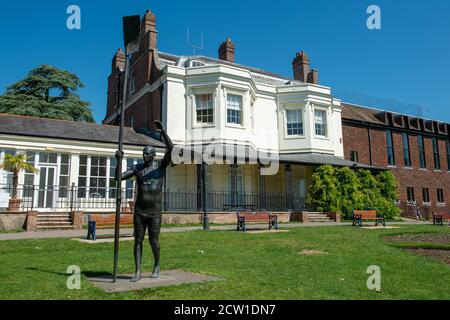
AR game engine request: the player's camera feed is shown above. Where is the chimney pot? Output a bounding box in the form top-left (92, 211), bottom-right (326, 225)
top-left (307, 69), bottom-right (319, 84)
top-left (292, 51), bottom-right (310, 82)
top-left (218, 37), bottom-right (235, 63)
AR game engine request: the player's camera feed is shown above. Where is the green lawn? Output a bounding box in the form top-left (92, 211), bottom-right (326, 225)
top-left (0, 225), bottom-right (449, 300)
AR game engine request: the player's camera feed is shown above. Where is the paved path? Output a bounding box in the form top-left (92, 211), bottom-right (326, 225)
top-left (0, 220), bottom-right (431, 241)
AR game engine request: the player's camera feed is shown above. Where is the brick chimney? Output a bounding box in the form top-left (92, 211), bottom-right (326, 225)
top-left (292, 51), bottom-right (310, 82)
top-left (141, 10), bottom-right (157, 49)
top-left (292, 51), bottom-right (319, 84)
top-left (111, 48), bottom-right (125, 72)
top-left (218, 37), bottom-right (235, 63)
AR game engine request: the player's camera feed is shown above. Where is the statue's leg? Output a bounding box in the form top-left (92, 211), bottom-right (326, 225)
top-left (131, 213), bottom-right (146, 282)
top-left (148, 213), bottom-right (162, 279)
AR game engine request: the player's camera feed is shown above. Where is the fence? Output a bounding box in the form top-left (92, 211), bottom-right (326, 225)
top-left (0, 184), bottom-right (307, 213)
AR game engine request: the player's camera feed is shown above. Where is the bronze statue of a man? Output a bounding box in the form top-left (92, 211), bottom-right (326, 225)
top-left (116, 120), bottom-right (174, 282)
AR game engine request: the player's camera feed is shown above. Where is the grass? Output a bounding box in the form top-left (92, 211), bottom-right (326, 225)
top-left (0, 228), bottom-right (24, 234)
top-left (0, 225), bottom-right (449, 300)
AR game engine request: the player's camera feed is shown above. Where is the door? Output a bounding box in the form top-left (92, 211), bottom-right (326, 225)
top-left (37, 167), bottom-right (56, 208)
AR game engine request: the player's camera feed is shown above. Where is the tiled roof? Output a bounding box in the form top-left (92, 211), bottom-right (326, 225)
top-left (0, 114), bottom-right (165, 147)
top-left (341, 103), bottom-right (386, 125)
top-left (157, 51), bottom-right (301, 86)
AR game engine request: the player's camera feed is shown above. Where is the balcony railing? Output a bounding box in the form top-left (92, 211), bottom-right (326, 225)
top-left (0, 184), bottom-right (307, 212)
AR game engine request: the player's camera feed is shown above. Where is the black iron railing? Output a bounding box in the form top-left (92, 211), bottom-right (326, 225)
top-left (0, 184), bottom-right (307, 212)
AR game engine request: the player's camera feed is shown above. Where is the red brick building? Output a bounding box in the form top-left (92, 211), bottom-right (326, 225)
top-left (342, 103), bottom-right (450, 213)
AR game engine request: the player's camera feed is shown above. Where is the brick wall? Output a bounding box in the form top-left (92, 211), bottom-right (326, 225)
top-left (343, 122), bottom-right (450, 213)
top-left (104, 11), bottom-right (163, 129)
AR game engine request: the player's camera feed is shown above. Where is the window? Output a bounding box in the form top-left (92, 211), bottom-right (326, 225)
top-left (407, 187), bottom-right (415, 202)
top-left (446, 140), bottom-right (450, 171)
top-left (23, 152), bottom-right (36, 198)
top-left (350, 151), bottom-right (359, 162)
top-left (418, 135), bottom-right (426, 169)
top-left (286, 110), bottom-right (303, 136)
top-left (314, 110), bottom-right (327, 136)
top-left (90, 156), bottom-right (107, 198)
top-left (78, 155), bottom-right (88, 198)
top-left (195, 94), bottom-right (214, 124)
top-left (226, 94), bottom-right (242, 125)
top-left (437, 189), bottom-right (445, 204)
top-left (39, 152), bottom-right (57, 164)
top-left (422, 188), bottom-right (430, 203)
top-left (109, 157), bottom-right (117, 199)
top-left (402, 133), bottom-right (411, 167)
top-left (386, 130), bottom-right (396, 165)
top-left (129, 72), bottom-right (136, 94)
top-left (190, 60), bottom-right (205, 67)
top-left (432, 138), bottom-right (440, 170)
top-left (58, 154), bottom-right (70, 198)
top-left (130, 114), bottom-right (135, 129)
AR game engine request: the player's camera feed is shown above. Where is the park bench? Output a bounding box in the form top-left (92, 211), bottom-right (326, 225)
top-left (432, 212), bottom-right (450, 226)
top-left (352, 210), bottom-right (385, 227)
top-left (223, 204), bottom-right (255, 212)
top-left (236, 211), bottom-right (278, 232)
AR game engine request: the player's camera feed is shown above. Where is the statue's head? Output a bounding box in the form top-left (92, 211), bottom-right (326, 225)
top-left (143, 146), bottom-right (156, 163)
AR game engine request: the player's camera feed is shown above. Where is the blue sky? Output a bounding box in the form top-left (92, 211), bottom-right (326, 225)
top-left (0, 0), bottom-right (449, 123)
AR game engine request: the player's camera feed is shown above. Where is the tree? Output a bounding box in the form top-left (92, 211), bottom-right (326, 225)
top-left (307, 165), bottom-right (341, 212)
top-left (0, 154), bottom-right (38, 199)
top-left (336, 167), bottom-right (363, 217)
top-left (307, 165), bottom-right (401, 219)
top-left (0, 65), bottom-right (94, 122)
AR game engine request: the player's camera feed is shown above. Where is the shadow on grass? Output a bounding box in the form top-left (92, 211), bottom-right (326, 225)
top-left (26, 267), bottom-right (113, 279)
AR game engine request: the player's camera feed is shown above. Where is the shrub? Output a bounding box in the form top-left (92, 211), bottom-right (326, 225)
top-left (307, 165), bottom-right (401, 219)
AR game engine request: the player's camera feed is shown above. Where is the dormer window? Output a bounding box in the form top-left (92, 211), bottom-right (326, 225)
top-left (188, 60), bottom-right (205, 68)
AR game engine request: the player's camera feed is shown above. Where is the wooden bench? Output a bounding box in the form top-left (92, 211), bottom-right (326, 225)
top-left (352, 210), bottom-right (385, 227)
top-left (223, 204), bottom-right (255, 212)
top-left (236, 211), bottom-right (278, 232)
top-left (432, 212), bottom-right (450, 226)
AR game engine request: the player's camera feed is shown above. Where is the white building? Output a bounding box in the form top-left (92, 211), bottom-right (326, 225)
top-left (0, 113), bottom-right (164, 212)
top-left (103, 11), bottom-right (371, 213)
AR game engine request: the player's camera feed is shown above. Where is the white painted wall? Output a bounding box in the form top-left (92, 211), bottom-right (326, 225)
top-left (163, 63), bottom-right (344, 158)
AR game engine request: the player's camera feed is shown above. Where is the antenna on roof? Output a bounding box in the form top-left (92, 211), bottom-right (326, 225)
top-left (187, 28), bottom-right (204, 55)
top-left (417, 106), bottom-right (423, 117)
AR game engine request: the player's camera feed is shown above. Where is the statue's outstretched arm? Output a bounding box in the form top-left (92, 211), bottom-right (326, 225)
top-left (155, 120), bottom-right (174, 170)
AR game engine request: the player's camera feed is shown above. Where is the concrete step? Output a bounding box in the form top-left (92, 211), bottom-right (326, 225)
top-left (37, 218), bottom-right (72, 223)
top-left (36, 225), bottom-right (74, 230)
top-left (37, 214), bottom-right (71, 218)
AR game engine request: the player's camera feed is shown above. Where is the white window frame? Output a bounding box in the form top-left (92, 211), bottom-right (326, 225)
top-left (194, 93), bottom-right (215, 126)
top-left (314, 108), bottom-right (328, 138)
top-left (285, 109), bottom-right (304, 137)
top-left (226, 93), bottom-right (243, 126)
